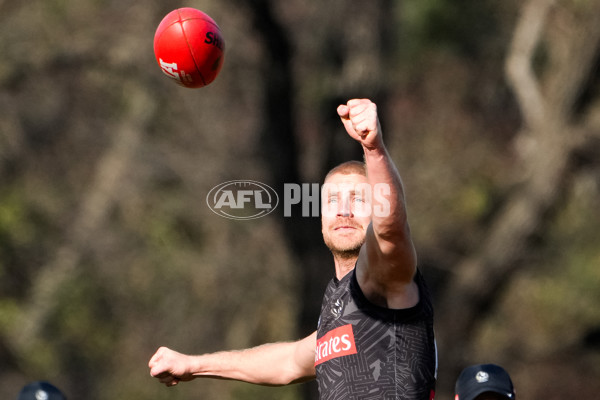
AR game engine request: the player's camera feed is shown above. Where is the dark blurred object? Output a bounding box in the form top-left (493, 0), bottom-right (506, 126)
top-left (17, 381), bottom-right (66, 400)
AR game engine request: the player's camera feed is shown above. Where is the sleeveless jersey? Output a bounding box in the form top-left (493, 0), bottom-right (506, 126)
top-left (315, 269), bottom-right (437, 400)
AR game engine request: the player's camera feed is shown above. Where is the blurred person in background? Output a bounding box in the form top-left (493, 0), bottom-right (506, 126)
top-left (17, 381), bottom-right (66, 400)
top-left (455, 363), bottom-right (516, 400)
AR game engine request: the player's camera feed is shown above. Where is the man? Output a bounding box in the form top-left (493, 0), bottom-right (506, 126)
top-left (148, 99), bottom-right (437, 399)
top-left (455, 364), bottom-right (516, 400)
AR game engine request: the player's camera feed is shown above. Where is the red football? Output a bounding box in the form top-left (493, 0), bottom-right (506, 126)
top-left (154, 8), bottom-right (225, 88)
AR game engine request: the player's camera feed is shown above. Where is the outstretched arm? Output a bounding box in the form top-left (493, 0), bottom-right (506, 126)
top-left (149, 331), bottom-right (317, 387)
top-left (337, 99), bottom-right (418, 309)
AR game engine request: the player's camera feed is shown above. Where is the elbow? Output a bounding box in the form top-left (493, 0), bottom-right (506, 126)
top-left (275, 370), bottom-right (314, 386)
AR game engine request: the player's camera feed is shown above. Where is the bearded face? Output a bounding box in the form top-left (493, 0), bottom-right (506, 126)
top-left (321, 173), bottom-right (372, 258)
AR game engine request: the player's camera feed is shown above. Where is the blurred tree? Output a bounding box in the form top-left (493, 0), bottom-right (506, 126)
top-left (435, 0), bottom-right (600, 395)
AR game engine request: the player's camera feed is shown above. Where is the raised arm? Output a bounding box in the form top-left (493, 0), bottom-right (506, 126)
top-left (337, 99), bottom-right (418, 309)
top-left (149, 331), bottom-right (317, 387)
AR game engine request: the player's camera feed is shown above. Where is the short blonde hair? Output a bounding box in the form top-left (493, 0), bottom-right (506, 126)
top-left (324, 160), bottom-right (366, 183)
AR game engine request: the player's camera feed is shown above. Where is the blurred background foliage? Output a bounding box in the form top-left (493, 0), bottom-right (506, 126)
top-left (1, 0), bottom-right (599, 399)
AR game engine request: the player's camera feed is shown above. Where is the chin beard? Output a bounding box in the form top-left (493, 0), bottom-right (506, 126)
top-left (324, 237), bottom-right (363, 259)
top-left (322, 226), bottom-right (365, 260)
top-left (330, 246), bottom-right (361, 260)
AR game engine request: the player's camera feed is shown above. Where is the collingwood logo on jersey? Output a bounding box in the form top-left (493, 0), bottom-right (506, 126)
top-left (331, 298), bottom-right (343, 319)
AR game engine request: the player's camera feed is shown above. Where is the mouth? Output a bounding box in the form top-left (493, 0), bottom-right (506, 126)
top-left (334, 225), bottom-right (358, 231)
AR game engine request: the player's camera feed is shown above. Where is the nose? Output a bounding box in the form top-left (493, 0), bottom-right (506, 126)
top-left (337, 196), bottom-right (353, 217)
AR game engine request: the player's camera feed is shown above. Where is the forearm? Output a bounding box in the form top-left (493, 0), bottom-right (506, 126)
top-left (362, 144), bottom-right (408, 236)
top-left (189, 339), bottom-right (316, 386)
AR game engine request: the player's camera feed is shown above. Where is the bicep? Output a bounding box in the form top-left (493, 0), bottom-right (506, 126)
top-left (289, 331), bottom-right (316, 383)
top-left (356, 224), bottom-right (418, 308)
top-left (366, 222), bottom-right (417, 281)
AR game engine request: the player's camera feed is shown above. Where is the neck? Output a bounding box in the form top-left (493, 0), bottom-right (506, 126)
top-left (332, 253), bottom-right (358, 280)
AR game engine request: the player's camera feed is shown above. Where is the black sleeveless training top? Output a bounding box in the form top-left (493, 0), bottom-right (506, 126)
top-left (315, 269), bottom-right (437, 400)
